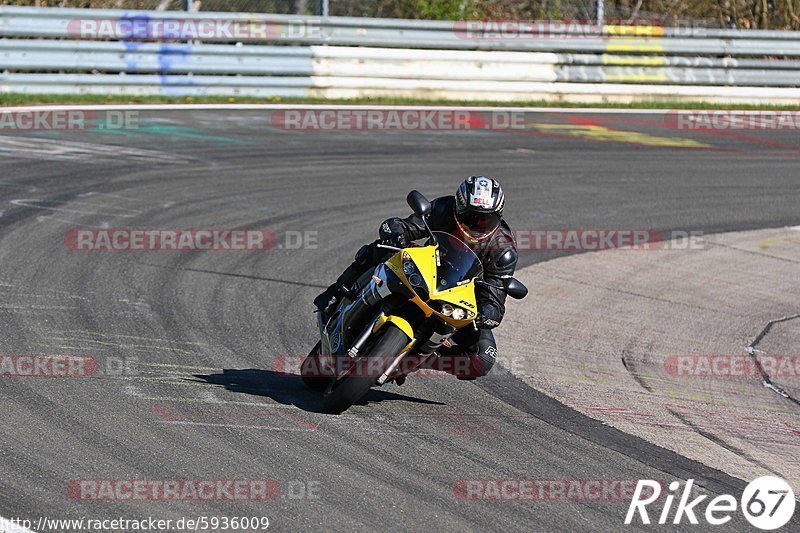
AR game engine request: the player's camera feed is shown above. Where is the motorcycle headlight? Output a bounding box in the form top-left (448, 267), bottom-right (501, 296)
top-left (401, 258), bottom-right (429, 299)
top-left (432, 301), bottom-right (472, 320)
top-left (451, 307), bottom-right (467, 320)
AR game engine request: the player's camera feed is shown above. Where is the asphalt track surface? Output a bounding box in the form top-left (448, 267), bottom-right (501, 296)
top-left (0, 108), bottom-right (799, 532)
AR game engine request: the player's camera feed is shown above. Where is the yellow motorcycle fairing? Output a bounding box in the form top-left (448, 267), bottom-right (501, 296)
top-left (372, 313), bottom-right (416, 354)
top-left (385, 243), bottom-right (478, 330)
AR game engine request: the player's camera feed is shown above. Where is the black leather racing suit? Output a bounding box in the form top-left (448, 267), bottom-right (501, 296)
top-left (326, 195), bottom-right (518, 379)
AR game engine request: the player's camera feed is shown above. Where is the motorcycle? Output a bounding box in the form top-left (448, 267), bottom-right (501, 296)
top-left (302, 190), bottom-right (528, 414)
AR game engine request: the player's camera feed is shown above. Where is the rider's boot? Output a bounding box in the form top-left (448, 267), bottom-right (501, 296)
top-left (391, 352), bottom-right (438, 386)
top-left (313, 283), bottom-right (340, 315)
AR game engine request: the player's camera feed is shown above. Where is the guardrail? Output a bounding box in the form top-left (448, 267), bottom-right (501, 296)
top-left (1, 5), bottom-right (799, 104)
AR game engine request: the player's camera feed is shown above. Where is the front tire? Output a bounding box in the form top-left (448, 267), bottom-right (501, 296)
top-left (322, 324), bottom-right (409, 414)
top-left (301, 342), bottom-right (333, 392)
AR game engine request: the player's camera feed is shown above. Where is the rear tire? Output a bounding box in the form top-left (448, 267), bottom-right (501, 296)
top-left (322, 324), bottom-right (409, 414)
top-left (301, 342), bottom-right (333, 392)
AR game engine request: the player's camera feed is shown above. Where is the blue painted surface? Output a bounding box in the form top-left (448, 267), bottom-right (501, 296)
top-left (118, 12), bottom-right (194, 95)
top-left (155, 43), bottom-right (192, 96)
top-left (119, 11), bottom-right (153, 40)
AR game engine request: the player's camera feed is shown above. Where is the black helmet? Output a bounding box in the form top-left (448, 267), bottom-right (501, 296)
top-left (454, 176), bottom-right (505, 243)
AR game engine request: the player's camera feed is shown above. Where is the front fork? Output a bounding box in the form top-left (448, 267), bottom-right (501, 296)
top-left (372, 314), bottom-right (417, 385)
top-left (374, 319), bottom-right (456, 385)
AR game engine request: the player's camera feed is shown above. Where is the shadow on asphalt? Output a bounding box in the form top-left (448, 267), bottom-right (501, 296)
top-left (189, 368), bottom-right (446, 414)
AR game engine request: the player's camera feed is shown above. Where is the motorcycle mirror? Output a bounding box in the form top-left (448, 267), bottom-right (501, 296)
top-left (407, 190), bottom-right (432, 217)
top-left (502, 277), bottom-right (528, 300)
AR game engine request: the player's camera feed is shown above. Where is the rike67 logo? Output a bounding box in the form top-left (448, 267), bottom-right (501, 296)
top-left (626, 476), bottom-right (795, 530)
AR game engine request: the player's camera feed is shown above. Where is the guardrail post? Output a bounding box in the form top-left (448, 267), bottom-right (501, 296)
top-left (184, 0), bottom-right (193, 12)
top-left (315, 0), bottom-right (329, 16)
top-left (596, 0), bottom-right (604, 25)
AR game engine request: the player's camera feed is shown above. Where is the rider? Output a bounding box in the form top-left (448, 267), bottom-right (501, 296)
top-left (314, 176), bottom-right (518, 380)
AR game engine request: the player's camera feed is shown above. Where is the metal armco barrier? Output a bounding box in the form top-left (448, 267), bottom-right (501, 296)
top-left (1, 5), bottom-right (799, 103)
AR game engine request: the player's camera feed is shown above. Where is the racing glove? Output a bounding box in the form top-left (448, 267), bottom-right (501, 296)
top-left (475, 313), bottom-right (501, 330)
top-left (379, 218), bottom-right (408, 248)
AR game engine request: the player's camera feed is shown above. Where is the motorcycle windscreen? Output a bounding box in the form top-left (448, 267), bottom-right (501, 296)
top-left (433, 231), bottom-right (483, 290)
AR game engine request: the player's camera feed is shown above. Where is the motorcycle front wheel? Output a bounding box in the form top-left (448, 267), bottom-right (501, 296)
top-left (300, 341), bottom-right (334, 392)
top-left (322, 324), bottom-right (409, 415)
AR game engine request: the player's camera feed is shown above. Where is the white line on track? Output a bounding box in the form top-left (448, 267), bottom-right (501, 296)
top-left (10, 199), bottom-right (139, 217)
top-left (158, 420), bottom-right (318, 431)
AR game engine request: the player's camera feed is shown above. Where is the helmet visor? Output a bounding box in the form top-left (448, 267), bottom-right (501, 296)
top-left (455, 208), bottom-right (501, 241)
